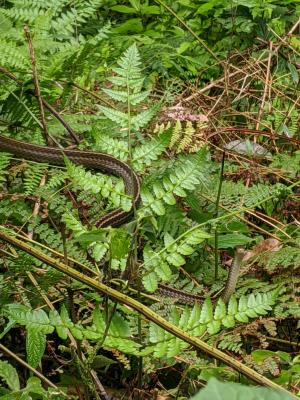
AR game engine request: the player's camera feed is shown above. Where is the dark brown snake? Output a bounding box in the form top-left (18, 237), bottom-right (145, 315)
top-left (0, 135), bottom-right (241, 302)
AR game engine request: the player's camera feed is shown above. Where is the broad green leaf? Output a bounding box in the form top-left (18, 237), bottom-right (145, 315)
top-left (110, 312), bottom-right (131, 337)
top-left (200, 298), bottom-right (213, 324)
top-left (211, 233), bottom-right (252, 249)
top-left (111, 5), bottom-right (136, 13)
top-left (190, 377), bottom-right (295, 400)
top-left (113, 18), bottom-right (143, 34)
top-left (155, 261), bottom-right (172, 280)
top-left (207, 319), bottom-right (221, 335)
top-left (110, 228), bottom-right (130, 260)
top-left (166, 251), bottom-right (185, 266)
top-left (24, 377), bottom-right (46, 395)
top-left (150, 199), bottom-right (165, 215)
top-left (143, 271), bottom-right (158, 292)
top-left (196, 2), bottom-right (216, 14)
top-left (0, 361), bottom-right (20, 391)
top-left (252, 349), bottom-right (278, 364)
top-left (26, 328), bottom-right (46, 368)
top-left (129, 0), bottom-right (140, 11)
top-left (141, 5), bottom-right (160, 14)
top-left (75, 229), bottom-right (107, 244)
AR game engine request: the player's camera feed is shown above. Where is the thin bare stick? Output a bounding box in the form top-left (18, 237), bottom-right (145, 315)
top-left (24, 25), bottom-right (50, 145)
top-left (255, 41), bottom-right (273, 131)
top-left (40, 99), bottom-right (80, 144)
top-left (180, 19), bottom-right (300, 104)
top-left (0, 343), bottom-right (58, 390)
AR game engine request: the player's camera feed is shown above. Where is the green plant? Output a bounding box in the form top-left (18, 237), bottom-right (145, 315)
top-left (0, 1), bottom-right (299, 396)
top-left (190, 378), bottom-right (295, 400)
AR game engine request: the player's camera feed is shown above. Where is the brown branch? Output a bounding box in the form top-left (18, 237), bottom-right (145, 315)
top-left (179, 18), bottom-right (300, 104)
top-left (0, 65), bottom-right (80, 144)
top-left (24, 25), bottom-right (50, 145)
top-left (255, 41), bottom-right (273, 131)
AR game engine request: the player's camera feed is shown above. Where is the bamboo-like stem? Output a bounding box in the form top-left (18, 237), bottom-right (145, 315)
top-left (0, 229), bottom-right (296, 397)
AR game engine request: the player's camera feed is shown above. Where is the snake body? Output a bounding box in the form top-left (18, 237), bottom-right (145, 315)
top-left (0, 135), bottom-right (241, 302)
top-left (0, 135), bottom-right (140, 228)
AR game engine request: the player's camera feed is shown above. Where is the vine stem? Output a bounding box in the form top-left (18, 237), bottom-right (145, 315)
top-left (0, 229), bottom-right (296, 397)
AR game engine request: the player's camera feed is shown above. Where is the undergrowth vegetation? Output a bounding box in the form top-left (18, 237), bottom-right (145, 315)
top-left (0, 0), bottom-right (299, 399)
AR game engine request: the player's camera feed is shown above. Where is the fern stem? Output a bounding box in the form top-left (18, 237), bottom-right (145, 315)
top-left (0, 229), bottom-right (296, 396)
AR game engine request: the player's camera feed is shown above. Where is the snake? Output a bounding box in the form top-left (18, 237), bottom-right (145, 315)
top-left (0, 135), bottom-right (241, 302)
top-left (0, 135), bottom-right (140, 228)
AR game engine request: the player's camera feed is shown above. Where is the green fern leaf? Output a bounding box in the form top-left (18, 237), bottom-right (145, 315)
top-left (97, 106), bottom-right (129, 127)
top-left (26, 328), bottom-right (46, 368)
top-left (102, 88), bottom-right (129, 103)
top-left (0, 361), bottom-right (20, 391)
top-left (131, 106), bottom-right (156, 130)
top-left (24, 162), bottom-right (48, 195)
top-left (0, 152), bottom-right (12, 185)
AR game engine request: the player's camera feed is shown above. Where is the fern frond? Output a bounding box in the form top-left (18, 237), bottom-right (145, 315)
top-left (64, 158), bottom-right (132, 212)
top-left (23, 163), bottom-right (48, 195)
top-left (97, 106), bottom-right (128, 128)
top-left (177, 121), bottom-right (195, 153)
top-left (94, 135), bottom-right (128, 161)
top-left (132, 130), bottom-right (170, 172)
top-left (142, 228), bottom-right (211, 292)
top-left (0, 39), bottom-right (29, 69)
top-left (0, 152), bottom-right (12, 185)
top-left (169, 120), bottom-right (182, 149)
top-left (146, 291), bottom-right (278, 358)
top-left (218, 333), bottom-right (243, 354)
top-left (44, 170), bottom-right (67, 190)
top-left (141, 156), bottom-right (207, 217)
top-left (131, 106), bottom-right (156, 130)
